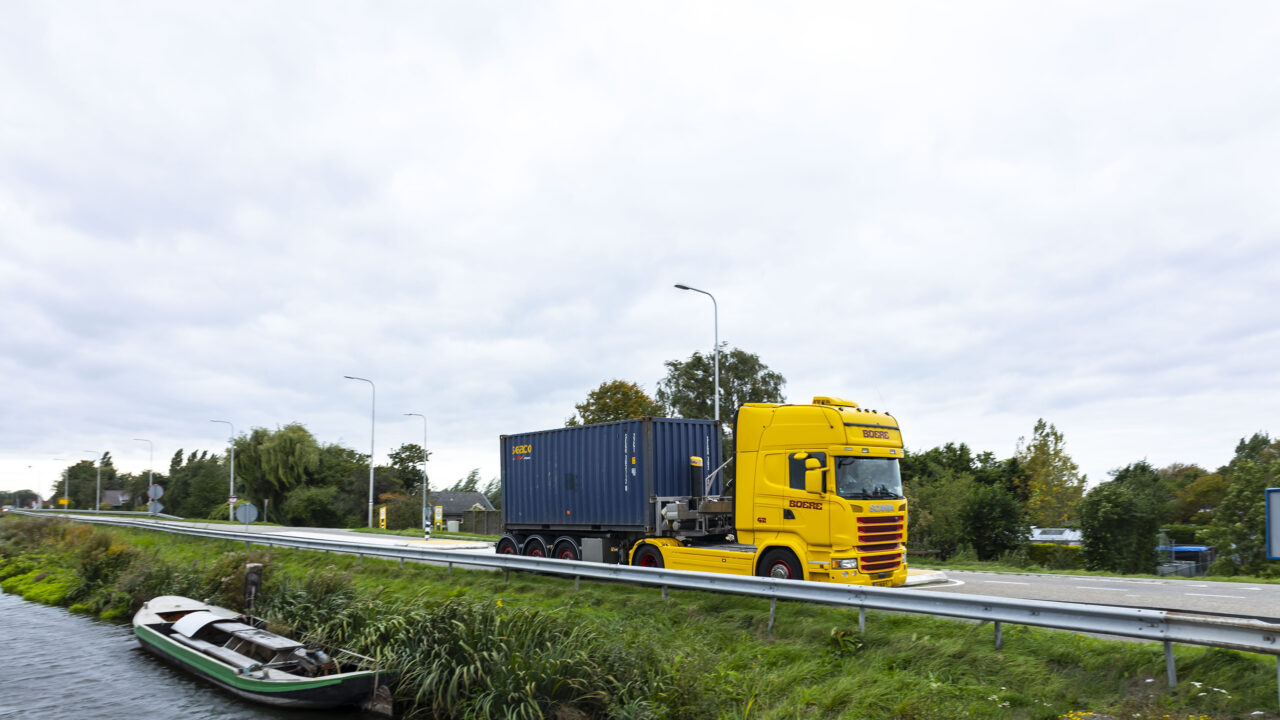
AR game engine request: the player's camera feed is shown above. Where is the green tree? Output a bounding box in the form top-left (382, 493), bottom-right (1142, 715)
top-left (449, 469), bottom-right (482, 492)
top-left (311, 443), bottom-right (369, 527)
top-left (1201, 433), bottom-right (1280, 576)
top-left (566, 379), bottom-right (663, 426)
top-left (166, 449), bottom-right (228, 518)
top-left (1078, 479), bottom-right (1160, 573)
top-left (655, 343), bottom-right (786, 423)
top-left (233, 428), bottom-right (271, 506)
top-left (903, 471), bottom-right (975, 559)
top-left (379, 491), bottom-right (422, 530)
top-left (282, 485), bottom-right (344, 528)
top-left (1172, 471), bottom-right (1227, 524)
top-left (1016, 419), bottom-right (1086, 527)
top-left (389, 442), bottom-right (430, 493)
top-left (482, 476), bottom-right (502, 511)
top-left (958, 482), bottom-right (1028, 560)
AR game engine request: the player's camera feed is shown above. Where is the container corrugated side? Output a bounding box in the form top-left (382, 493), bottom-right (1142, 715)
top-left (501, 418), bottom-right (721, 532)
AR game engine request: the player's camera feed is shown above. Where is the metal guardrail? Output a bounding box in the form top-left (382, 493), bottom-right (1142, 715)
top-left (14, 511), bottom-right (1280, 707)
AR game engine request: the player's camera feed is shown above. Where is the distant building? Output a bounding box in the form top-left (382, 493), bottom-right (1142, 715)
top-left (1029, 527), bottom-right (1083, 545)
top-left (430, 491), bottom-right (495, 524)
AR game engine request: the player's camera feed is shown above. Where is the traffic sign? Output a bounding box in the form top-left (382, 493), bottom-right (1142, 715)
top-left (235, 503), bottom-right (258, 524)
top-left (147, 500), bottom-right (164, 514)
top-left (147, 484), bottom-right (164, 500)
top-left (58, 498), bottom-right (69, 505)
top-left (228, 495), bottom-right (238, 505)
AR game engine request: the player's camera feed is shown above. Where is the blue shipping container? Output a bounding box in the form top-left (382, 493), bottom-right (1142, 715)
top-left (501, 418), bottom-right (722, 532)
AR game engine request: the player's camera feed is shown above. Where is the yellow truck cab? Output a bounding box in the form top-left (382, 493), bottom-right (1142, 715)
top-left (640, 397), bottom-right (908, 586)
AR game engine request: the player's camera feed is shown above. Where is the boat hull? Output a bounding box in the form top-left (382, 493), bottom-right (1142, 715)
top-left (134, 623), bottom-right (378, 710)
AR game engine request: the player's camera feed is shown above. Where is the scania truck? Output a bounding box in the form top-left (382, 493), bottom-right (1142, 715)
top-left (497, 396), bottom-right (908, 586)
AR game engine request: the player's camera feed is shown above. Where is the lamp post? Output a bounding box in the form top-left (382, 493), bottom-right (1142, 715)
top-left (83, 451), bottom-right (102, 512)
top-left (53, 458), bottom-right (66, 510)
top-left (674, 284), bottom-right (720, 424)
top-left (344, 375), bottom-right (376, 528)
top-left (133, 438), bottom-right (153, 513)
top-left (404, 412), bottom-right (429, 536)
top-left (211, 420), bottom-right (236, 521)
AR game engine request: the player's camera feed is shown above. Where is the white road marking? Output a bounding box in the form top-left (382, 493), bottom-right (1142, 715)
top-left (983, 580), bottom-right (1030, 585)
top-left (1184, 593), bottom-right (1246, 599)
top-left (1075, 586), bottom-right (1126, 591)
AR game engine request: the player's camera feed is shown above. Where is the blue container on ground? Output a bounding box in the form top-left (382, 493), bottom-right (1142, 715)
top-left (501, 418), bottom-right (722, 534)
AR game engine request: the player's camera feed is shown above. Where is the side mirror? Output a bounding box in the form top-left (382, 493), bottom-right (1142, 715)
top-left (804, 457), bottom-right (825, 495)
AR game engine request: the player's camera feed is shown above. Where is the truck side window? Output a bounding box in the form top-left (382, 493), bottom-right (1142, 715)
top-left (788, 452), bottom-right (827, 490)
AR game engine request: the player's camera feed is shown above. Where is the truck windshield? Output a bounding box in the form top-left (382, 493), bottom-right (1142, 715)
top-left (834, 457), bottom-right (904, 500)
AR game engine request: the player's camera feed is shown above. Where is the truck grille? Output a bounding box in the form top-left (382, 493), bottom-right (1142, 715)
top-left (856, 515), bottom-right (904, 571)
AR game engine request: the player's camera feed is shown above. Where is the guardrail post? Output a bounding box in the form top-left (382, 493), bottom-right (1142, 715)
top-left (662, 585), bottom-right (668, 600)
top-left (994, 621), bottom-right (1003, 650)
top-left (768, 598), bottom-right (777, 633)
top-left (399, 558), bottom-right (404, 568)
top-left (574, 576), bottom-right (580, 591)
top-left (1164, 641), bottom-right (1177, 689)
top-left (504, 568), bottom-right (510, 583)
top-left (448, 562), bottom-right (453, 575)
top-left (858, 608), bottom-right (866, 634)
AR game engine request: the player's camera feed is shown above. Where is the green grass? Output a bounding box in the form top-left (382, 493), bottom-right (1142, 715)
top-left (3, 514), bottom-right (1278, 720)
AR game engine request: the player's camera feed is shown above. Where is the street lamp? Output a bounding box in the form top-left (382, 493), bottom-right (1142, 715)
top-left (83, 451), bottom-right (102, 512)
top-left (404, 412), bottom-right (429, 536)
top-left (134, 438), bottom-right (153, 513)
top-left (674, 284), bottom-right (720, 424)
top-left (344, 375), bottom-right (376, 528)
top-left (53, 458), bottom-right (66, 510)
top-left (210, 420), bottom-right (236, 521)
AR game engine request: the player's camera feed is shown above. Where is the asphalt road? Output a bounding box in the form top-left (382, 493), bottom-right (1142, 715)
top-left (915, 569), bottom-right (1280, 620)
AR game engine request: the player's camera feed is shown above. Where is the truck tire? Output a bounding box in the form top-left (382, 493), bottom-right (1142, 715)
top-left (552, 538), bottom-right (580, 561)
top-left (758, 549), bottom-right (801, 580)
top-left (631, 544), bottom-right (664, 568)
top-left (496, 536), bottom-right (519, 555)
top-left (522, 535), bottom-right (548, 558)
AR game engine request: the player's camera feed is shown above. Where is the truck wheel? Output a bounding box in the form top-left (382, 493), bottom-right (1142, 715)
top-left (522, 536), bottom-right (548, 558)
top-left (553, 539), bottom-right (580, 561)
top-left (759, 549), bottom-right (801, 580)
top-left (496, 536), bottom-right (519, 555)
top-left (632, 544), bottom-right (664, 568)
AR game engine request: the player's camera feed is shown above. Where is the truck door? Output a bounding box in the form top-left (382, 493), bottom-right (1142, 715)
top-left (782, 451), bottom-right (829, 548)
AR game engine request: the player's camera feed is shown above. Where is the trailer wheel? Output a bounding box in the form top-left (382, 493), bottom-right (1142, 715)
top-left (758, 549), bottom-right (801, 580)
top-left (553, 539), bottom-right (580, 561)
top-left (522, 536), bottom-right (548, 558)
top-left (632, 544), bottom-right (664, 568)
top-left (496, 536), bottom-right (519, 555)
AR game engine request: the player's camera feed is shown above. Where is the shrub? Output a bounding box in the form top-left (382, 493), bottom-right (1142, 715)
top-left (1026, 543), bottom-right (1082, 569)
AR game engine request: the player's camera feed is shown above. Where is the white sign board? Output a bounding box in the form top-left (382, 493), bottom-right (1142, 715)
top-left (1267, 488), bottom-right (1280, 560)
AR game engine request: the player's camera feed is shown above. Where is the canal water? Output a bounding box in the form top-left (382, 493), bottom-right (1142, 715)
top-left (0, 591), bottom-right (370, 720)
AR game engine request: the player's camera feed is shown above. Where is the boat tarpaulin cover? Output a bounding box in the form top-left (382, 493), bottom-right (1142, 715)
top-left (173, 611), bottom-right (228, 638)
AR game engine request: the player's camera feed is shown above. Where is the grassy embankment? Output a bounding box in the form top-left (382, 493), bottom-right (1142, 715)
top-left (1, 515), bottom-right (1276, 720)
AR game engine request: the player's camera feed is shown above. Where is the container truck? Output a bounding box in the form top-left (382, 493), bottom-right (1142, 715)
top-left (497, 396), bottom-right (908, 587)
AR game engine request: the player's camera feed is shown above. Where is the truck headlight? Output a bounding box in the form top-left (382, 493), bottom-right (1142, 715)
top-left (833, 558), bottom-right (858, 569)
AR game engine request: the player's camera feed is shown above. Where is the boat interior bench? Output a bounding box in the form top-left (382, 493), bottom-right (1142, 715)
top-left (170, 633), bottom-right (261, 670)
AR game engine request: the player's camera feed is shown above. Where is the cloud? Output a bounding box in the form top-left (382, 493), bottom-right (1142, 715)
top-left (2, 2), bottom-right (1279, 495)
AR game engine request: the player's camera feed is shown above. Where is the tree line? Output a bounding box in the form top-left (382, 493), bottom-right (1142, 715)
top-left (47, 426), bottom-right (500, 529)
top-left (901, 425), bottom-right (1278, 577)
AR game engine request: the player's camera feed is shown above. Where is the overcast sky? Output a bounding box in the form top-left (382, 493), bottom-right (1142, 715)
top-left (3, 2), bottom-right (1278, 499)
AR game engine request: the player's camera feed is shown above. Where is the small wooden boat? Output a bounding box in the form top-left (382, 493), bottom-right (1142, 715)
top-left (133, 595), bottom-right (386, 711)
